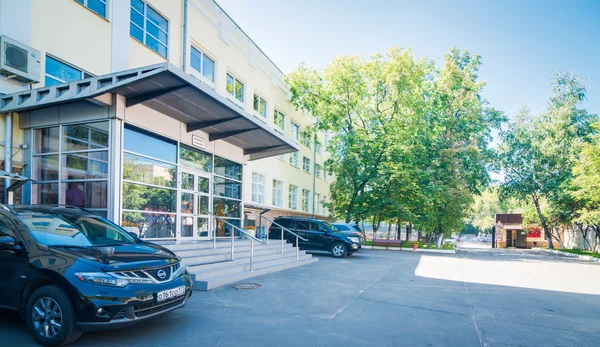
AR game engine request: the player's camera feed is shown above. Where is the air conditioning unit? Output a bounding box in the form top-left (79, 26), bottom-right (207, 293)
top-left (0, 35), bottom-right (41, 83)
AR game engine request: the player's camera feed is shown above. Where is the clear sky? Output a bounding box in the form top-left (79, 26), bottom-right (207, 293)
top-left (215, 0), bottom-right (599, 119)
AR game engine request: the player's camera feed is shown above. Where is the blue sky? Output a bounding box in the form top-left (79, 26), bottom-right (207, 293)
top-left (216, 0), bottom-right (599, 119)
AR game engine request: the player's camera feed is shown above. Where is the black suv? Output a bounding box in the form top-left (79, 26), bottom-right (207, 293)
top-left (0, 205), bottom-right (193, 346)
top-left (268, 217), bottom-right (360, 257)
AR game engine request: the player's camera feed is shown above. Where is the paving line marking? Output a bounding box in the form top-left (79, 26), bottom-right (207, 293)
top-left (328, 266), bottom-right (392, 321)
top-left (459, 257), bottom-right (485, 347)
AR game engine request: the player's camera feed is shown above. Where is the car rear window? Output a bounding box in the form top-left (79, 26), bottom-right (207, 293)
top-left (274, 218), bottom-right (293, 228)
top-left (334, 225), bottom-right (349, 231)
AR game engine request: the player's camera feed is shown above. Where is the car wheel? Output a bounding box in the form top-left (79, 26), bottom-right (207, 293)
top-left (26, 285), bottom-right (82, 346)
top-left (331, 243), bottom-right (348, 258)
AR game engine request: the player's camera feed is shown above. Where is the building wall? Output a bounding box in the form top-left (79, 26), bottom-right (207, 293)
top-left (0, 0), bottom-right (330, 217)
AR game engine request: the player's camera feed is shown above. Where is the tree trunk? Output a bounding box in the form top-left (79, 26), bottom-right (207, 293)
top-left (396, 218), bottom-right (401, 240)
top-left (436, 225), bottom-right (444, 249)
top-left (532, 195), bottom-right (554, 249)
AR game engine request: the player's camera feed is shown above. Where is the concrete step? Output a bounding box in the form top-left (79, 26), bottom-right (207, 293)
top-left (182, 247), bottom-right (302, 267)
top-left (176, 244), bottom-right (295, 262)
top-left (193, 257), bottom-right (319, 291)
top-left (160, 239), bottom-right (270, 252)
top-left (189, 252), bottom-right (310, 280)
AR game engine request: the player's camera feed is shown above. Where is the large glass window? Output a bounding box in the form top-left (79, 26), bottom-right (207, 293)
top-left (290, 122), bottom-right (300, 142)
top-left (76, 0), bottom-right (107, 18)
top-left (190, 47), bottom-right (215, 87)
top-left (179, 145), bottom-right (212, 173)
top-left (289, 185), bottom-right (298, 210)
top-left (213, 177), bottom-right (241, 199)
top-left (274, 110), bottom-right (285, 132)
top-left (251, 172), bottom-right (265, 204)
top-left (45, 56), bottom-right (92, 86)
top-left (130, 0), bottom-right (169, 58)
top-left (272, 180), bottom-right (283, 207)
top-left (32, 122), bottom-right (109, 216)
top-left (226, 73), bottom-right (245, 106)
top-left (303, 156), bottom-right (311, 173)
top-left (124, 125), bottom-right (177, 163)
top-left (289, 152), bottom-right (299, 167)
top-left (214, 156), bottom-right (242, 181)
top-left (123, 153), bottom-right (176, 188)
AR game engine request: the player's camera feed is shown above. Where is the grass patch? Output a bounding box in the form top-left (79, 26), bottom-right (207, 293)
top-left (400, 241), bottom-right (454, 250)
top-left (364, 240), bottom-right (373, 246)
top-left (557, 249), bottom-right (600, 259)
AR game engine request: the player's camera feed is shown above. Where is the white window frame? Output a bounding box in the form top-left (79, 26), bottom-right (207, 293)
top-left (315, 163), bottom-right (322, 178)
top-left (302, 189), bottom-right (310, 212)
top-left (289, 152), bottom-right (299, 167)
top-left (302, 156), bottom-right (311, 173)
top-left (251, 172), bottom-right (266, 204)
top-left (253, 93), bottom-right (268, 119)
top-left (301, 131), bottom-right (311, 148)
top-left (272, 179), bottom-right (283, 207)
top-left (289, 185), bottom-right (298, 210)
top-left (76, 0), bottom-right (108, 19)
top-left (274, 109), bottom-right (285, 133)
top-left (315, 193), bottom-right (321, 214)
top-left (130, 0), bottom-right (169, 59)
top-left (226, 73), bottom-right (245, 108)
top-left (190, 46), bottom-right (216, 89)
top-left (315, 142), bottom-right (322, 155)
top-left (290, 122), bottom-right (300, 143)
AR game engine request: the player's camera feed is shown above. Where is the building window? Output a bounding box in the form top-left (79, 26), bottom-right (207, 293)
top-left (315, 193), bottom-right (321, 214)
top-left (251, 172), bottom-right (266, 204)
top-left (76, 0), bottom-right (107, 18)
top-left (315, 163), bottom-right (322, 178)
top-left (301, 131), bottom-right (311, 148)
top-left (45, 56), bottom-right (92, 86)
top-left (323, 196), bottom-right (328, 214)
top-left (316, 142), bottom-right (322, 155)
top-left (213, 155), bottom-right (243, 237)
top-left (302, 189), bottom-right (310, 212)
top-left (32, 122), bottom-right (109, 217)
top-left (289, 152), bottom-right (299, 167)
top-left (272, 180), bottom-right (283, 207)
top-left (226, 73), bottom-right (245, 106)
top-left (253, 94), bottom-right (267, 118)
top-left (290, 122), bottom-right (300, 142)
top-left (130, 0), bottom-right (169, 59)
top-left (302, 157), bottom-right (311, 173)
top-left (190, 47), bottom-right (215, 87)
top-left (274, 110), bottom-right (285, 132)
top-left (289, 185), bottom-right (298, 210)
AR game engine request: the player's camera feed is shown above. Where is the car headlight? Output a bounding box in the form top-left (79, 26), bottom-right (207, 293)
top-left (348, 237), bottom-right (360, 243)
top-left (75, 272), bottom-right (130, 288)
top-left (172, 259), bottom-right (187, 278)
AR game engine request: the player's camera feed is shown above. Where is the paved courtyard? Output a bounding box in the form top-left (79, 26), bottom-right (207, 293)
top-left (2, 248), bottom-right (600, 346)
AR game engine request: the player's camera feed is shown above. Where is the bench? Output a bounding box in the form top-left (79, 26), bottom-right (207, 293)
top-left (372, 239), bottom-right (402, 247)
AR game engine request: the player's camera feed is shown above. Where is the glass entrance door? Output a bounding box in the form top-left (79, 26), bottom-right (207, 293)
top-left (178, 169), bottom-right (212, 240)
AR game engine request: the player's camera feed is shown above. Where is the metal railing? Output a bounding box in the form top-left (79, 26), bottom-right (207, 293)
top-left (203, 210), bottom-right (263, 271)
top-left (259, 215), bottom-right (308, 263)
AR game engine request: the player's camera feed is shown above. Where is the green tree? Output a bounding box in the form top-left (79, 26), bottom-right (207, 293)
top-left (499, 71), bottom-right (597, 248)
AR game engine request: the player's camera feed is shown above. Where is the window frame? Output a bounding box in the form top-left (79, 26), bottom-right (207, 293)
top-left (290, 122), bottom-right (300, 143)
top-left (288, 184), bottom-right (298, 210)
top-left (302, 156), bottom-right (311, 173)
top-left (130, 0), bottom-right (169, 59)
top-left (274, 109), bottom-right (285, 133)
top-left (301, 131), bottom-right (312, 148)
top-left (226, 73), bottom-right (245, 108)
top-left (190, 45), bottom-right (216, 89)
top-left (251, 172), bottom-right (266, 204)
top-left (289, 152), bottom-right (299, 168)
top-left (301, 189), bottom-right (310, 212)
top-left (253, 93), bottom-right (268, 119)
top-left (315, 163), bottom-right (322, 178)
top-left (272, 179), bottom-right (283, 207)
top-left (45, 55), bottom-right (93, 86)
top-left (75, 0), bottom-right (108, 19)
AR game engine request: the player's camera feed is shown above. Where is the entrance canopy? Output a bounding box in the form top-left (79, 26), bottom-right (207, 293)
top-left (0, 63), bottom-right (299, 160)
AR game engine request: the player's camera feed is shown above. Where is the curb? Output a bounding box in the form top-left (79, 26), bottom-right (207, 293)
top-left (534, 248), bottom-right (600, 263)
top-left (362, 246), bottom-right (455, 254)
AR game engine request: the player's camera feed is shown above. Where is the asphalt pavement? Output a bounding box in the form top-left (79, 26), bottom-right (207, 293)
top-left (1, 247), bottom-right (599, 346)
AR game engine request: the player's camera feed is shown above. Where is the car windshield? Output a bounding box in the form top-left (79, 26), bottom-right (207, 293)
top-left (16, 212), bottom-right (136, 247)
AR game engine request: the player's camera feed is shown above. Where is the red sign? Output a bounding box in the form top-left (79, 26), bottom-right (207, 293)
top-left (527, 227), bottom-right (541, 238)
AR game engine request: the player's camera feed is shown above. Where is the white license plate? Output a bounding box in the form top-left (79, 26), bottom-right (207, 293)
top-left (156, 286), bottom-right (186, 302)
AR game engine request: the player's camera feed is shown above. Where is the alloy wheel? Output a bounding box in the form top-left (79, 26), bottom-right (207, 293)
top-left (32, 297), bottom-right (63, 338)
top-left (333, 244), bottom-right (345, 257)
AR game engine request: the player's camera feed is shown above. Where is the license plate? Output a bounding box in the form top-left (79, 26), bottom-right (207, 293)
top-left (156, 286), bottom-right (186, 302)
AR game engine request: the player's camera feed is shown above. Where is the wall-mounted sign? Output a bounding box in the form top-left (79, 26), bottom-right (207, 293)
top-left (192, 135), bottom-right (206, 149)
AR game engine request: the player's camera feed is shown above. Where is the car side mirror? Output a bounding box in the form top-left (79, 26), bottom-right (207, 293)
top-left (0, 235), bottom-right (16, 250)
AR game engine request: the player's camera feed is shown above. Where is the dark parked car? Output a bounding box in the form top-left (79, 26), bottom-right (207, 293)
top-left (331, 223), bottom-right (364, 245)
top-left (0, 205), bottom-right (193, 346)
top-left (268, 217), bottom-right (360, 257)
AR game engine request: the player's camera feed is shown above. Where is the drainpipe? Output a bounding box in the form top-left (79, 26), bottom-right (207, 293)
top-left (181, 0), bottom-right (188, 72)
top-left (4, 112), bottom-right (13, 203)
